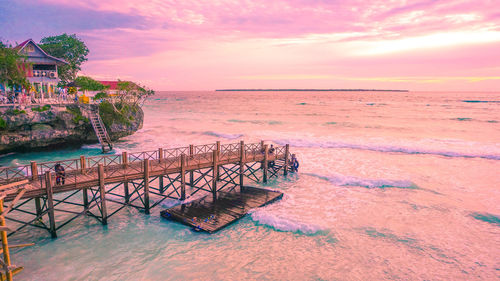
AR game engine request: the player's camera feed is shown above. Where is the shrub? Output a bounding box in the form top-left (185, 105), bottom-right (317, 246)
top-left (66, 106), bottom-right (88, 124)
top-left (93, 92), bottom-right (108, 100)
top-left (99, 101), bottom-right (131, 127)
top-left (32, 104), bottom-right (51, 112)
top-left (0, 117), bottom-right (7, 130)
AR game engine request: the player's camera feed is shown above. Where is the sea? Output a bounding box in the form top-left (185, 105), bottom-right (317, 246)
top-left (1, 90), bottom-right (499, 280)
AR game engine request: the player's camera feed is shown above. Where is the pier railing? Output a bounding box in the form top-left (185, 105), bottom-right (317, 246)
top-left (0, 141), bottom-right (289, 186)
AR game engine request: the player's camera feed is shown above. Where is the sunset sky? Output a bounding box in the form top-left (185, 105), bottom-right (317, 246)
top-left (1, 0), bottom-right (500, 91)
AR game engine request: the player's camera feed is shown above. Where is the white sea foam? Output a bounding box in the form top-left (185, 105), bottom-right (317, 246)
top-left (304, 172), bottom-right (417, 189)
top-left (250, 208), bottom-right (325, 234)
top-left (202, 131), bottom-right (244, 140)
top-left (274, 138), bottom-right (500, 160)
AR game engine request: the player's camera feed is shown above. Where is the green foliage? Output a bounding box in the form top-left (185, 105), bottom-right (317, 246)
top-left (66, 106), bottom-right (88, 124)
top-left (0, 43), bottom-right (30, 89)
top-left (32, 104), bottom-right (51, 112)
top-left (0, 117), bottom-right (7, 130)
top-left (39, 34), bottom-right (89, 84)
top-left (12, 109), bottom-right (27, 115)
top-left (98, 101), bottom-right (138, 127)
top-left (93, 92), bottom-right (108, 100)
top-left (75, 76), bottom-right (107, 92)
top-left (116, 80), bottom-right (155, 105)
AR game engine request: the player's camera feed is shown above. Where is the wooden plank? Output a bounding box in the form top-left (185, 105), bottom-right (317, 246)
top-left (1, 189), bottom-right (26, 216)
top-left (161, 186), bottom-right (283, 233)
top-left (0, 180), bottom-right (28, 191)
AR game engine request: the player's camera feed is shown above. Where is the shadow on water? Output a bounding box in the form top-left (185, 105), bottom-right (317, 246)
top-left (470, 212), bottom-right (500, 227)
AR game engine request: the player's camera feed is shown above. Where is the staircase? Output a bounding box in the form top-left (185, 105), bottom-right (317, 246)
top-left (89, 106), bottom-right (113, 153)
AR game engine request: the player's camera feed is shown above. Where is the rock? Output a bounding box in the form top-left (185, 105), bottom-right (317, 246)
top-left (0, 104), bottom-right (144, 154)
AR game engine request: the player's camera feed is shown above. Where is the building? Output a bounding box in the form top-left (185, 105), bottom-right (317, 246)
top-left (13, 39), bottom-right (68, 95)
top-left (98, 81), bottom-right (120, 95)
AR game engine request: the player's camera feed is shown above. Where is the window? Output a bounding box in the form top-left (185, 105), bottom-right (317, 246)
top-left (25, 45), bottom-right (35, 53)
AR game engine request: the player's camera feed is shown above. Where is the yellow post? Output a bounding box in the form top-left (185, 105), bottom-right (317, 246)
top-left (0, 199), bottom-right (13, 281)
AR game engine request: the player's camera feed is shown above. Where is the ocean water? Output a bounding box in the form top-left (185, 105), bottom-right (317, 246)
top-left (2, 90), bottom-right (500, 280)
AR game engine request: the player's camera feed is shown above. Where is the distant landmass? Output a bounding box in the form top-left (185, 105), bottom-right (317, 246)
top-left (216, 89), bottom-right (409, 92)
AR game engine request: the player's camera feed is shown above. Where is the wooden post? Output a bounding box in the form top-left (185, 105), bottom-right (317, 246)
top-left (263, 144), bottom-right (269, 183)
top-left (0, 198), bottom-right (13, 281)
top-left (158, 148), bottom-right (164, 193)
top-left (260, 140), bottom-right (265, 169)
top-left (45, 172), bottom-right (57, 238)
top-left (216, 141), bottom-right (221, 180)
top-left (30, 161), bottom-right (38, 180)
top-left (143, 159), bottom-right (150, 214)
top-left (122, 152), bottom-right (129, 204)
top-left (80, 155), bottom-right (89, 210)
top-left (189, 145), bottom-right (194, 187)
top-left (284, 144), bottom-right (290, 176)
top-left (80, 156), bottom-right (86, 174)
top-left (31, 161), bottom-right (43, 219)
top-left (180, 154), bottom-right (186, 200)
top-left (240, 141), bottom-right (245, 189)
top-left (98, 164), bottom-right (107, 225)
top-left (212, 150), bottom-right (218, 201)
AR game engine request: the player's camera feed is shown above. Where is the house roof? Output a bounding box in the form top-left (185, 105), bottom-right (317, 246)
top-left (98, 81), bottom-right (119, 90)
top-left (14, 39), bottom-right (68, 65)
top-left (98, 81), bottom-right (139, 90)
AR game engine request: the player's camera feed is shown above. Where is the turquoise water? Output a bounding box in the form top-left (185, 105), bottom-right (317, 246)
top-left (2, 91), bottom-right (500, 280)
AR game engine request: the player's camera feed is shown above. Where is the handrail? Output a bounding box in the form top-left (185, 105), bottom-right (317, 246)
top-left (0, 142), bottom-right (285, 184)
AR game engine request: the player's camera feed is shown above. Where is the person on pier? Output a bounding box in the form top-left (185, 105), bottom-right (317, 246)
top-left (54, 163), bottom-right (66, 185)
top-left (290, 154), bottom-right (299, 172)
top-left (268, 144), bottom-right (275, 167)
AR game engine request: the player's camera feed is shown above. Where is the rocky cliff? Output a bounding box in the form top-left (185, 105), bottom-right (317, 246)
top-left (0, 103), bottom-right (143, 153)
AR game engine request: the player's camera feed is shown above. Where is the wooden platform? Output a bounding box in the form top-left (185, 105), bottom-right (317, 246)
top-left (160, 186), bottom-right (283, 233)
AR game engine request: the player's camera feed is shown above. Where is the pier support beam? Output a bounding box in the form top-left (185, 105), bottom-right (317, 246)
top-left (158, 148), bottom-right (164, 193)
top-left (212, 150), bottom-right (218, 201)
top-left (122, 152), bottom-right (129, 204)
top-left (216, 141), bottom-right (221, 181)
top-left (0, 198), bottom-right (13, 281)
top-left (45, 172), bottom-right (57, 238)
top-left (189, 145), bottom-right (194, 187)
top-left (240, 141), bottom-right (245, 188)
top-left (98, 164), bottom-right (108, 225)
top-left (31, 161), bottom-right (43, 219)
top-left (284, 144), bottom-right (289, 176)
top-left (81, 156), bottom-right (89, 210)
top-left (263, 145), bottom-right (269, 183)
top-left (180, 154), bottom-right (186, 200)
top-left (143, 159), bottom-right (150, 214)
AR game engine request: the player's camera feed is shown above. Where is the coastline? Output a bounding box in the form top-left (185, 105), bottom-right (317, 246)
top-left (215, 89), bottom-right (410, 92)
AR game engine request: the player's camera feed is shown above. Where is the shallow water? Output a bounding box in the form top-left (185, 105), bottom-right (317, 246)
top-left (2, 91), bottom-right (500, 280)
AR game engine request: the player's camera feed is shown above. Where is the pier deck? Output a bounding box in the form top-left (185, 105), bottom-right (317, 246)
top-left (161, 186), bottom-right (283, 233)
top-left (0, 141), bottom-right (292, 238)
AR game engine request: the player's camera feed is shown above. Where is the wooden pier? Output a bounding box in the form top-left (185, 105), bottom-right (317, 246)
top-left (0, 141), bottom-right (291, 238)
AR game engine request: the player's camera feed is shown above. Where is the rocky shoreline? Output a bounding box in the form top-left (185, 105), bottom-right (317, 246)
top-left (0, 103), bottom-right (143, 154)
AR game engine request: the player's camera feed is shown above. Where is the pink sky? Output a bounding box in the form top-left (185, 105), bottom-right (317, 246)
top-left (3, 0), bottom-right (500, 91)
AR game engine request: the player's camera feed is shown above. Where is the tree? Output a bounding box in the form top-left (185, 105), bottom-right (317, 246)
top-left (117, 80), bottom-right (155, 106)
top-left (39, 34), bottom-right (89, 85)
top-left (0, 43), bottom-right (30, 89)
top-left (74, 76), bottom-right (108, 93)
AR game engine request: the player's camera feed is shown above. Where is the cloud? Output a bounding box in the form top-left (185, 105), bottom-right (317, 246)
top-left (2, 0), bottom-right (499, 90)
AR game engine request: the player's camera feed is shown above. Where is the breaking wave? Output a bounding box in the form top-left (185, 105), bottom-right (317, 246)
top-left (250, 209), bottom-right (325, 234)
top-left (273, 138), bottom-right (500, 160)
top-left (305, 172), bottom-right (418, 189)
top-left (202, 131), bottom-right (243, 140)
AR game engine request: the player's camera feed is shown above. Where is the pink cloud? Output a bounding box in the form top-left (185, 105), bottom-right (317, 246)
top-left (8, 0), bottom-right (500, 90)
